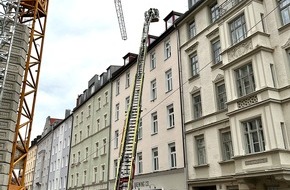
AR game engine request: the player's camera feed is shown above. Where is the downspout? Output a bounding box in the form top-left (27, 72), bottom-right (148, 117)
top-left (174, 23), bottom-right (189, 190)
top-left (66, 115), bottom-right (74, 189)
top-left (107, 80), bottom-right (113, 189)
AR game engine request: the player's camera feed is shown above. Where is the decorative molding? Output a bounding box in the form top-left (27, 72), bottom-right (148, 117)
top-left (206, 28), bottom-right (219, 39)
top-left (237, 95), bottom-right (258, 109)
top-left (245, 158), bottom-right (267, 165)
top-left (228, 40), bottom-right (253, 62)
top-left (185, 41), bottom-right (199, 54)
top-left (282, 38), bottom-right (290, 49)
top-left (190, 86), bottom-right (201, 94)
top-left (213, 74), bottom-right (224, 83)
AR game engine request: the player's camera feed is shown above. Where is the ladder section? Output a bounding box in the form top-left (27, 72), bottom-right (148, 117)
top-left (114, 8), bottom-right (159, 190)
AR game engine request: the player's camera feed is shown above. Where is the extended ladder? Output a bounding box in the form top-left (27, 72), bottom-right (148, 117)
top-left (114, 8), bottom-right (159, 190)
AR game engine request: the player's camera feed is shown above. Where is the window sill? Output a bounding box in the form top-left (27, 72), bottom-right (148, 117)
top-left (93, 156), bottom-right (98, 160)
top-left (211, 61), bottom-right (223, 70)
top-left (150, 98), bottom-right (157, 102)
top-left (103, 102), bottom-right (108, 107)
top-left (218, 159), bottom-right (234, 165)
top-left (151, 132), bottom-right (158, 136)
top-left (188, 74), bottom-right (200, 82)
top-left (278, 22), bottom-right (290, 33)
top-left (164, 55), bottom-right (171, 61)
top-left (193, 163), bottom-right (209, 168)
top-left (83, 160), bottom-right (88, 163)
top-left (165, 89), bottom-right (172, 94)
top-left (167, 126), bottom-right (174, 130)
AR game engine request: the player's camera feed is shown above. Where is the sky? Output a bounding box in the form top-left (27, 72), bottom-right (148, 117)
top-left (31, 0), bottom-right (188, 140)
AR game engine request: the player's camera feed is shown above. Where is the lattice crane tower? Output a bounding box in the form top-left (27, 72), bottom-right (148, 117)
top-left (114, 0), bottom-right (127, 40)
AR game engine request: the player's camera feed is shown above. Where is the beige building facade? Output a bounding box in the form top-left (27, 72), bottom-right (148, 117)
top-left (179, 0), bottom-right (290, 190)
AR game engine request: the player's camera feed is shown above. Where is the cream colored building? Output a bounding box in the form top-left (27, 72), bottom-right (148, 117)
top-left (178, 0), bottom-right (290, 190)
top-left (109, 11), bottom-right (187, 190)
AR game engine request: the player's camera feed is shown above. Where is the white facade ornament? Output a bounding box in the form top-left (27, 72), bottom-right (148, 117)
top-left (282, 38), bottom-right (290, 49)
top-left (228, 40), bottom-right (253, 62)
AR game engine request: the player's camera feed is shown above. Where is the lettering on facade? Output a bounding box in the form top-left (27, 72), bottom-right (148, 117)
top-left (228, 40), bottom-right (253, 62)
top-left (237, 95), bottom-right (258, 109)
top-left (134, 181), bottom-right (149, 188)
top-left (245, 158), bottom-right (268, 165)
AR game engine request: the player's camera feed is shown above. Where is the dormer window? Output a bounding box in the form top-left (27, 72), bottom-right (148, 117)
top-left (164, 11), bottom-right (182, 30)
top-left (125, 57), bottom-right (130, 65)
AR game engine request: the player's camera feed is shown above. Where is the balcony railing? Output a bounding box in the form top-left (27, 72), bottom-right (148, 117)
top-left (214, 0), bottom-right (245, 21)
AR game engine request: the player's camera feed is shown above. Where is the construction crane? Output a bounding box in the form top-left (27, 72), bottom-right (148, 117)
top-left (114, 8), bottom-right (159, 190)
top-left (114, 0), bottom-right (127, 40)
top-left (0, 0), bottom-right (49, 189)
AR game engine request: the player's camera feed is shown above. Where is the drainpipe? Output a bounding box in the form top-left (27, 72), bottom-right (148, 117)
top-left (174, 23), bottom-right (189, 190)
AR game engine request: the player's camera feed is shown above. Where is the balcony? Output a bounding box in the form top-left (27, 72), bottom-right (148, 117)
top-left (213, 0), bottom-right (245, 21)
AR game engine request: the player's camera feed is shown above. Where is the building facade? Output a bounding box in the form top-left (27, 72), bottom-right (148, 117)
top-left (109, 11), bottom-right (187, 190)
top-left (33, 117), bottom-right (62, 190)
top-left (48, 110), bottom-right (72, 190)
top-left (179, 0), bottom-right (290, 189)
top-left (68, 66), bottom-right (120, 190)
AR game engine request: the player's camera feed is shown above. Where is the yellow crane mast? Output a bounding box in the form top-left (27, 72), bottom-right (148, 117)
top-left (114, 8), bottom-right (159, 190)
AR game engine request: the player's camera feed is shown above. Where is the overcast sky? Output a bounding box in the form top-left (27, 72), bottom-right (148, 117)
top-left (31, 0), bottom-right (188, 139)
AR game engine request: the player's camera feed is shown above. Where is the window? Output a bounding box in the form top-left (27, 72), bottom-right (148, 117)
top-left (104, 114), bottom-right (108, 127)
top-left (137, 152), bottom-right (143, 174)
top-left (95, 142), bottom-right (99, 157)
top-left (98, 97), bottom-right (101, 109)
top-left (216, 82), bottom-right (227, 110)
top-left (87, 125), bottom-right (90, 137)
top-left (94, 167), bottom-right (98, 183)
top-left (151, 112), bottom-right (158, 134)
top-left (279, 0), bottom-right (290, 25)
top-left (116, 79), bottom-right (120, 95)
top-left (103, 138), bottom-right (107, 154)
top-left (85, 147), bottom-right (89, 161)
top-left (152, 148), bottom-right (159, 171)
top-left (79, 131), bottom-right (82, 141)
top-left (74, 134), bottom-right (77, 144)
top-left (77, 151), bottom-right (81, 162)
top-left (167, 104), bottom-right (175, 128)
top-left (196, 135), bottom-right (206, 165)
top-left (125, 96), bottom-right (130, 112)
top-left (101, 165), bottom-right (105, 181)
top-left (96, 119), bottom-right (100, 131)
top-left (138, 119), bottom-right (143, 140)
top-left (81, 111), bottom-right (83, 122)
top-left (114, 130), bottom-right (119, 148)
top-left (210, 2), bottom-right (219, 22)
top-left (105, 91), bottom-right (108, 104)
top-left (83, 170), bottom-right (87, 184)
top-left (189, 0), bottom-right (200, 7)
top-left (212, 38), bottom-right (221, 64)
top-left (165, 69), bottom-right (173, 92)
top-left (190, 53), bottom-right (199, 77)
top-left (230, 14), bottom-right (247, 44)
top-left (189, 21), bottom-right (196, 39)
top-left (71, 175), bottom-right (74, 187)
top-left (76, 173), bottom-right (79, 186)
top-left (164, 39), bottom-right (171, 59)
top-left (126, 71), bottom-right (130, 88)
top-left (114, 159), bottom-right (118, 177)
top-left (151, 79), bottom-right (157, 100)
top-left (221, 130), bottom-right (234, 160)
top-left (115, 103), bottom-right (120, 121)
top-left (235, 63), bottom-right (255, 97)
top-left (150, 52), bottom-right (156, 70)
top-left (88, 105), bottom-right (91, 116)
top-left (243, 117), bottom-right (265, 154)
top-left (192, 93), bottom-right (202, 119)
top-left (169, 143), bottom-right (177, 168)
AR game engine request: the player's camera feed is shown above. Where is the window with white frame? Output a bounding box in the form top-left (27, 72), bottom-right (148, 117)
top-left (115, 103), bottom-right (120, 121)
top-left (85, 147), bottom-right (88, 161)
top-left (101, 165), bottom-right (105, 181)
top-left (125, 96), bottom-right (130, 112)
top-left (71, 175), bottom-right (74, 187)
top-left (126, 71), bottom-right (130, 88)
top-left (87, 125), bottom-right (90, 137)
top-left (105, 91), bottom-right (108, 104)
top-left (95, 142), bottom-right (99, 157)
top-left (114, 130), bottom-right (119, 149)
top-left (279, 0), bottom-right (290, 26)
top-left (169, 143), bottom-right (177, 168)
top-left (216, 82), bottom-right (227, 110)
top-left (190, 53), bottom-right (199, 77)
top-left (151, 112), bottom-right (158, 134)
top-left (114, 159), bottom-right (118, 177)
top-left (243, 117), bottom-right (265, 154)
top-left (210, 2), bottom-right (219, 22)
top-left (116, 79), bottom-right (120, 96)
top-left (165, 69), bottom-right (173, 92)
top-left (189, 21), bottom-right (196, 39)
top-left (196, 135), bottom-right (206, 165)
top-left (150, 52), bottom-right (156, 70)
top-left (94, 167), bottom-right (98, 183)
top-left (189, 0), bottom-right (200, 7)
top-left (83, 170), bottom-right (87, 185)
top-left (167, 104), bottom-right (175, 128)
top-left (152, 148), bottom-right (159, 171)
top-left (164, 39), bottom-right (171, 59)
top-left (76, 173), bottom-right (79, 186)
top-left (98, 97), bottom-right (101, 109)
top-left (138, 119), bottom-right (143, 140)
top-left (103, 138), bottom-right (107, 154)
top-left (72, 154), bottom-right (76, 164)
top-left (192, 93), bottom-right (202, 119)
top-left (220, 130), bottom-right (234, 161)
top-left (79, 131), bottom-right (82, 141)
top-left (230, 13), bottom-right (247, 44)
top-left (212, 38), bottom-right (221, 64)
top-left (104, 114), bottom-right (108, 127)
top-left (77, 151), bottom-right (80, 162)
top-left (151, 79), bottom-right (157, 100)
top-left (88, 105), bottom-right (91, 116)
top-left (97, 118), bottom-right (100, 131)
top-left (137, 152), bottom-right (143, 174)
top-left (235, 63), bottom-right (255, 97)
